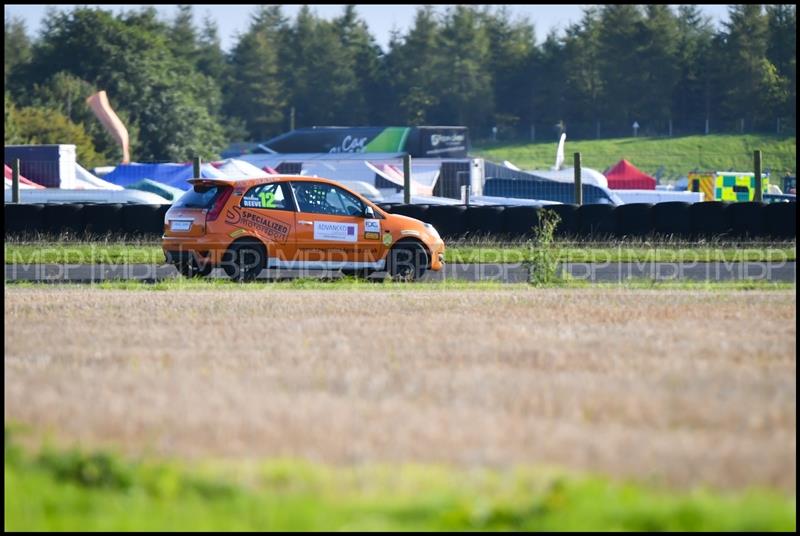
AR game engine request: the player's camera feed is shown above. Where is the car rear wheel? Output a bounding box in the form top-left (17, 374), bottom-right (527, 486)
top-left (387, 242), bottom-right (428, 281)
top-left (175, 257), bottom-right (213, 278)
top-left (223, 242), bottom-right (266, 282)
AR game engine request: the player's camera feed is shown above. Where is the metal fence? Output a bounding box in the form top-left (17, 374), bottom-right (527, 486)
top-left (481, 117), bottom-right (798, 143)
top-left (4, 147), bottom-right (795, 210)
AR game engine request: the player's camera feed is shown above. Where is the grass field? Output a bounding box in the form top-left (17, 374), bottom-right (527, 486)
top-left (472, 134), bottom-right (797, 181)
top-left (5, 240), bottom-right (796, 265)
top-left (5, 287), bottom-right (795, 491)
top-left (5, 286), bottom-right (795, 529)
top-left (5, 429), bottom-right (795, 531)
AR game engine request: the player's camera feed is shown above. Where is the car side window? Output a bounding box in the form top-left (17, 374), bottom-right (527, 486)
top-left (292, 182), bottom-right (364, 216)
top-left (241, 182), bottom-right (291, 210)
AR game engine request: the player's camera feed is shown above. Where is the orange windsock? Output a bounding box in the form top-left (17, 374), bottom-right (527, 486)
top-left (86, 91), bottom-right (130, 163)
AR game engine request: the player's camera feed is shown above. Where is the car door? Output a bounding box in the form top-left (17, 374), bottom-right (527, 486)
top-left (289, 181), bottom-right (384, 269)
top-left (227, 181), bottom-right (296, 263)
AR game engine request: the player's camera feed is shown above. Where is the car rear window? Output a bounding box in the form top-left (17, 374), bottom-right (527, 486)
top-left (174, 185), bottom-right (226, 209)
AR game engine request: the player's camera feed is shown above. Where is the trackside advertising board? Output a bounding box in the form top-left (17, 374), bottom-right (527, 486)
top-left (233, 127), bottom-right (469, 158)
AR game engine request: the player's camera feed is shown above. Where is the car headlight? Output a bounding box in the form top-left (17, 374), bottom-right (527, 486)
top-left (424, 223), bottom-right (440, 239)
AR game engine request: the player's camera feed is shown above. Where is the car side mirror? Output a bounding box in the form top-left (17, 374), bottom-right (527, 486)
top-left (363, 205), bottom-right (375, 218)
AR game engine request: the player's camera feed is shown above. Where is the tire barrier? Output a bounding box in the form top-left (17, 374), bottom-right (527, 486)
top-left (542, 204), bottom-right (579, 237)
top-left (653, 202), bottom-right (691, 237)
top-left (614, 203), bottom-right (654, 238)
top-left (689, 201), bottom-right (731, 239)
top-left (83, 203), bottom-right (123, 236)
top-left (4, 203), bottom-right (44, 234)
top-left (726, 201), bottom-right (767, 239)
top-left (502, 206), bottom-right (541, 239)
top-left (156, 205), bottom-right (170, 234)
top-left (426, 205), bottom-right (468, 238)
top-left (465, 206), bottom-right (505, 237)
top-left (43, 203), bottom-right (85, 235)
top-left (764, 202), bottom-right (796, 239)
top-left (121, 204), bottom-right (164, 235)
top-left (578, 204), bottom-right (615, 237)
top-left (389, 204), bottom-right (430, 224)
top-left (377, 203), bottom-right (401, 213)
top-left (3, 201), bottom-right (795, 240)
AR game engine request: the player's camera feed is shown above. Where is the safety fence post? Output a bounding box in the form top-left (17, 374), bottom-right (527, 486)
top-left (754, 150), bottom-right (763, 202)
top-left (574, 152), bottom-right (583, 206)
top-left (193, 156), bottom-right (201, 180)
top-left (403, 153), bottom-right (411, 204)
top-left (12, 158), bottom-right (20, 204)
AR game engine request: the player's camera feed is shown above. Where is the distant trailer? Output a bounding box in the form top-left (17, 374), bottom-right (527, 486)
top-left (4, 144), bottom-right (78, 188)
top-left (4, 188), bottom-right (171, 205)
top-left (614, 190), bottom-right (704, 204)
top-left (224, 126), bottom-right (470, 159)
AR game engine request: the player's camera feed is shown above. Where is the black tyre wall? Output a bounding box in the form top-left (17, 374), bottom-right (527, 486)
top-left (763, 202), bottom-right (796, 239)
top-left (725, 202), bottom-right (767, 239)
top-left (465, 206), bottom-right (505, 236)
top-left (652, 202), bottom-right (691, 238)
top-left (577, 204), bottom-right (615, 238)
top-left (502, 206), bottom-right (541, 239)
top-left (156, 205), bottom-right (170, 234)
top-left (121, 204), bottom-right (163, 235)
top-left (689, 201), bottom-right (731, 239)
top-left (5, 203), bottom-right (44, 234)
top-left (42, 203), bottom-right (85, 235)
top-left (390, 204), bottom-right (430, 223)
top-left (426, 205), bottom-right (467, 239)
top-left (83, 203), bottom-right (123, 236)
top-left (542, 204), bottom-right (578, 237)
top-left (614, 203), bottom-right (654, 238)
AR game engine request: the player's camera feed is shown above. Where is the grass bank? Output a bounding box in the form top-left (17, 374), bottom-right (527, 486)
top-left (472, 134), bottom-right (797, 181)
top-left (4, 430), bottom-right (795, 531)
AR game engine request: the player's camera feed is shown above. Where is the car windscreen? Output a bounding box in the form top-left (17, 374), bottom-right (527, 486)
top-left (173, 185), bottom-right (225, 209)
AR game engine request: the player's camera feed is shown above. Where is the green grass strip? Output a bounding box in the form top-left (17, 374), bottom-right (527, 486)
top-left (4, 278), bottom-right (794, 292)
top-left (4, 429), bottom-right (795, 531)
top-left (4, 243), bottom-right (796, 265)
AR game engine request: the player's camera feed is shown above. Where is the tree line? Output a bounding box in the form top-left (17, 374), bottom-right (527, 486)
top-left (4, 4), bottom-right (796, 165)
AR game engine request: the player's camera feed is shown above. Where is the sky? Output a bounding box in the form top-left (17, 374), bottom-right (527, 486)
top-left (5, 4), bottom-right (732, 52)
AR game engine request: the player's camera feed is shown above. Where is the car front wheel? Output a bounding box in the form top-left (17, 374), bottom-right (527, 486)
top-left (387, 242), bottom-right (428, 281)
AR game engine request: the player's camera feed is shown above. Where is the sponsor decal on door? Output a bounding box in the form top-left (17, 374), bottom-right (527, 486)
top-left (314, 221), bottom-right (358, 242)
top-left (364, 218), bottom-right (380, 239)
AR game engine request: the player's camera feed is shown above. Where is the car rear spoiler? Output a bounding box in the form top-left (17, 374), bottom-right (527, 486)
top-left (187, 178), bottom-right (241, 188)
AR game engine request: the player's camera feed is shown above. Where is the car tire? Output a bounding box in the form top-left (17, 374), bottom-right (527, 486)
top-left (223, 242), bottom-right (266, 282)
top-left (175, 257), bottom-right (213, 278)
top-left (387, 242), bottom-right (428, 282)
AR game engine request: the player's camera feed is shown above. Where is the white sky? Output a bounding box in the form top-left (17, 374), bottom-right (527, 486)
top-left (5, 4), bottom-right (732, 52)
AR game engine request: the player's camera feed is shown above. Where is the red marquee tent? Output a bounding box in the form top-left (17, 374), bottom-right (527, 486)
top-left (604, 159), bottom-right (656, 190)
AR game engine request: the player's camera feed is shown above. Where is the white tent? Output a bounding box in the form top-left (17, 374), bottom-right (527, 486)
top-left (74, 163), bottom-right (124, 190)
top-left (214, 158), bottom-right (273, 179)
top-left (524, 167), bottom-right (609, 188)
top-left (4, 178), bottom-right (40, 190)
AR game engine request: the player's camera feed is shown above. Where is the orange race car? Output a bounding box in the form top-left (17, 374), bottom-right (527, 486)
top-left (162, 176), bottom-right (445, 281)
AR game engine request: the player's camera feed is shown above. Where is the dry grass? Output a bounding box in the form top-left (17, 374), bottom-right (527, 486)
top-left (4, 287), bottom-right (796, 492)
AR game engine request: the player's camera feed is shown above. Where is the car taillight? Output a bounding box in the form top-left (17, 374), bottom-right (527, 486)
top-left (206, 187), bottom-right (232, 222)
